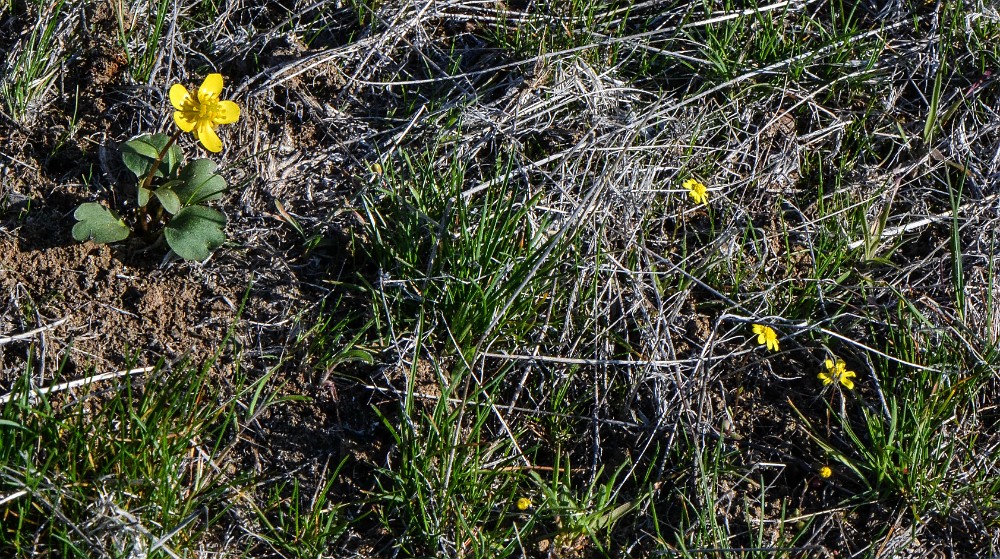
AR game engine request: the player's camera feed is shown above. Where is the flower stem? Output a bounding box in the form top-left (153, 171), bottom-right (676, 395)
top-left (137, 129), bottom-right (183, 234)
top-left (141, 129), bottom-right (183, 193)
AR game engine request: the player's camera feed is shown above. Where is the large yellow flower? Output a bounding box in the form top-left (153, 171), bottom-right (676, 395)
top-left (818, 358), bottom-right (856, 390)
top-left (169, 73), bottom-right (240, 153)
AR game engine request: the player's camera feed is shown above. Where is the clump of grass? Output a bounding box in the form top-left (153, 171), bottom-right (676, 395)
top-left (113, 0), bottom-right (173, 83)
top-left (0, 0), bottom-right (69, 121)
top-left (368, 350), bottom-right (533, 556)
top-left (254, 457), bottom-right (350, 557)
top-left (0, 355), bottom-right (285, 556)
top-left (359, 143), bottom-right (553, 349)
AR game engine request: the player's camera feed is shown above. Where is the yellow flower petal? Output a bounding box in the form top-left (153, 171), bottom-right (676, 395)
top-left (840, 370), bottom-right (857, 389)
top-left (818, 372), bottom-right (832, 385)
top-left (692, 188), bottom-right (707, 204)
top-left (213, 100), bottom-right (240, 125)
top-left (753, 324), bottom-right (764, 335)
top-left (169, 84), bottom-right (191, 111)
top-left (198, 73), bottom-right (224, 103)
top-left (174, 111), bottom-right (197, 132)
top-left (196, 123), bottom-right (222, 152)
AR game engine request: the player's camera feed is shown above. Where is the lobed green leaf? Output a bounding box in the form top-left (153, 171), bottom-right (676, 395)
top-left (72, 202), bottom-right (130, 244)
top-left (164, 205), bottom-right (226, 261)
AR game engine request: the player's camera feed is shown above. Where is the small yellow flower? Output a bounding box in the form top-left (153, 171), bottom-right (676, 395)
top-left (169, 73), bottom-right (240, 153)
top-left (818, 358), bottom-right (856, 390)
top-left (683, 178), bottom-right (708, 205)
top-left (752, 324), bottom-right (779, 351)
top-left (818, 466), bottom-right (833, 479)
top-left (516, 497), bottom-right (532, 511)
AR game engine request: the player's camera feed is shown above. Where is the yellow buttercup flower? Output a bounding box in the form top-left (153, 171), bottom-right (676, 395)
top-left (818, 466), bottom-right (833, 479)
top-left (169, 73), bottom-right (240, 153)
top-left (752, 324), bottom-right (779, 351)
top-left (818, 358), bottom-right (856, 390)
top-left (683, 178), bottom-right (708, 205)
top-left (516, 497), bottom-right (532, 511)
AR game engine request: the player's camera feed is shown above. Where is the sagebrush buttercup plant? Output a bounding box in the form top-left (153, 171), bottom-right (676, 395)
top-left (72, 73), bottom-right (239, 261)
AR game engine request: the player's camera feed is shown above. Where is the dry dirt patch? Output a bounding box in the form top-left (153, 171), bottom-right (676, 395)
top-left (0, 221), bottom-right (240, 385)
